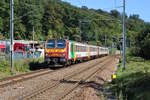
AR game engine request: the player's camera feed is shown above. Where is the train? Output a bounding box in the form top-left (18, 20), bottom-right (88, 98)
top-left (44, 39), bottom-right (109, 67)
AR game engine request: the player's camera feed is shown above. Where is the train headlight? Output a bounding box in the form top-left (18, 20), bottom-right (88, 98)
top-left (55, 50), bottom-right (58, 52)
top-left (45, 53), bottom-right (48, 56)
top-left (61, 49), bottom-right (65, 52)
top-left (61, 53), bottom-right (65, 57)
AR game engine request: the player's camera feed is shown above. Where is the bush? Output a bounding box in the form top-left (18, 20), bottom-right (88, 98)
top-left (111, 58), bottom-right (150, 100)
top-left (128, 47), bottom-right (140, 57)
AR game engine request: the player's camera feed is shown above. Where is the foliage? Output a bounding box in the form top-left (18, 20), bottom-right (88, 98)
top-left (126, 14), bottom-right (150, 59)
top-left (0, 60), bottom-right (11, 79)
top-left (110, 10), bottom-right (121, 18)
top-left (0, 59), bottom-right (31, 79)
top-left (0, 57), bottom-right (45, 79)
top-left (112, 57), bottom-right (150, 100)
top-left (0, 0), bottom-right (150, 59)
top-left (136, 24), bottom-right (150, 59)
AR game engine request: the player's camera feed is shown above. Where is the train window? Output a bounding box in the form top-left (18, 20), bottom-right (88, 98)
top-left (70, 44), bottom-right (72, 52)
top-left (79, 46), bottom-right (80, 52)
top-left (82, 47), bottom-right (84, 52)
top-left (75, 45), bottom-right (76, 51)
top-left (79, 46), bottom-right (81, 52)
top-left (83, 47), bottom-right (85, 52)
top-left (80, 46), bottom-right (82, 52)
top-left (76, 45), bottom-right (79, 52)
top-left (56, 40), bottom-right (66, 49)
top-left (46, 39), bottom-right (55, 48)
top-left (76, 46), bottom-right (77, 52)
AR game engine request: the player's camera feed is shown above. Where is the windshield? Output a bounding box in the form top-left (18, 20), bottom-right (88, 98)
top-left (46, 39), bottom-right (55, 48)
top-left (56, 40), bottom-right (66, 48)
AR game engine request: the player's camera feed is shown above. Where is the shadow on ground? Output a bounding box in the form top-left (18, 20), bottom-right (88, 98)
top-left (29, 62), bottom-right (49, 70)
top-left (29, 62), bottom-right (63, 70)
top-left (59, 77), bottom-right (105, 91)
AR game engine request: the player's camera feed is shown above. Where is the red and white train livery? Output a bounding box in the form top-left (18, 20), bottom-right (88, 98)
top-left (45, 39), bottom-right (109, 67)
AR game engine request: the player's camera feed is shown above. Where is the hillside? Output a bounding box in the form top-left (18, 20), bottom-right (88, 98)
top-left (0, 0), bottom-right (150, 58)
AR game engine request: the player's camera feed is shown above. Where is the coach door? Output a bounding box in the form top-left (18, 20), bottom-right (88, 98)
top-left (71, 43), bottom-right (76, 61)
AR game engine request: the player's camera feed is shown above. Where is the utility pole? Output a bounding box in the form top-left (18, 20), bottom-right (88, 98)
top-left (95, 31), bottom-right (97, 42)
top-left (79, 20), bottom-right (82, 42)
top-left (32, 26), bottom-right (35, 58)
top-left (119, 37), bottom-right (122, 59)
top-left (123, 0), bottom-right (126, 70)
top-left (10, 0), bottom-right (14, 75)
top-left (105, 34), bottom-right (107, 47)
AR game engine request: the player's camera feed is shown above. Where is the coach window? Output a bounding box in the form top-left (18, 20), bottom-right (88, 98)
top-left (80, 46), bottom-right (82, 52)
top-left (75, 45), bottom-right (77, 52)
top-left (70, 44), bottom-right (72, 52)
top-left (82, 46), bottom-right (84, 52)
top-left (76, 46), bottom-right (77, 52)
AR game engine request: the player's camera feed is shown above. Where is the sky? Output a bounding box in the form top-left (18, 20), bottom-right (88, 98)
top-left (63, 0), bottom-right (150, 22)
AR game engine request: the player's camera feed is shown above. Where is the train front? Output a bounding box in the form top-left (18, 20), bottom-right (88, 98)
top-left (44, 39), bottom-right (68, 67)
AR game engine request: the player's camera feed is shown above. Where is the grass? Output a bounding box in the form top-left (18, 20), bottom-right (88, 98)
top-left (0, 57), bottom-right (44, 79)
top-left (112, 56), bottom-right (150, 100)
top-left (0, 60), bottom-right (12, 79)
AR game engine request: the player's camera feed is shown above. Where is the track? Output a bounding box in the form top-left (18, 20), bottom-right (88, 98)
top-left (57, 57), bottom-right (114, 100)
top-left (0, 69), bottom-right (54, 88)
top-left (0, 56), bottom-right (114, 100)
top-left (20, 56), bottom-right (113, 100)
top-left (64, 57), bottom-right (116, 100)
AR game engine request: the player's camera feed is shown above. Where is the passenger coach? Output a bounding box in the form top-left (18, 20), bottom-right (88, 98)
top-left (44, 39), bottom-right (109, 67)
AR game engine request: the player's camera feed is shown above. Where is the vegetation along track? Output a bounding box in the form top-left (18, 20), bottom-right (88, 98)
top-left (21, 56), bottom-right (113, 100)
top-left (0, 69), bottom-right (54, 88)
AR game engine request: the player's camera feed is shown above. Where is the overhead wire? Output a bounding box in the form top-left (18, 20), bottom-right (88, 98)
top-left (76, 0), bottom-right (123, 23)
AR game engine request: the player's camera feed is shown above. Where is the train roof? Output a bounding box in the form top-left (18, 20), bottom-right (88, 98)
top-left (68, 40), bottom-right (106, 48)
top-left (46, 39), bottom-right (109, 49)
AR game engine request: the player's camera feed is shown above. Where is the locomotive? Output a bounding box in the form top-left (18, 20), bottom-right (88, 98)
top-left (44, 39), bottom-right (109, 67)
